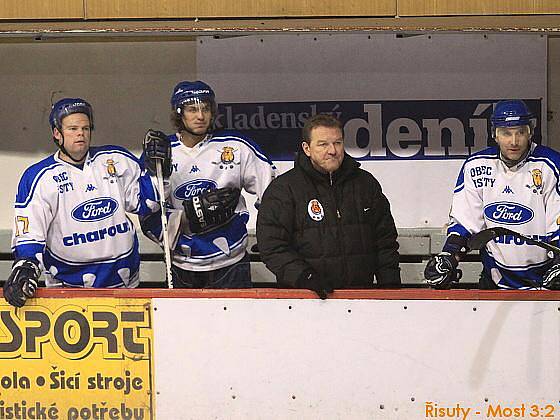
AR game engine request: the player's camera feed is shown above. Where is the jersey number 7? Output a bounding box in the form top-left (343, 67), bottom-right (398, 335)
top-left (15, 216), bottom-right (29, 236)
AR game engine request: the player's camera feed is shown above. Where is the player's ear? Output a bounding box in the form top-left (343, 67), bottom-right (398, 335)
top-left (53, 128), bottom-right (62, 142)
top-left (301, 140), bottom-right (311, 157)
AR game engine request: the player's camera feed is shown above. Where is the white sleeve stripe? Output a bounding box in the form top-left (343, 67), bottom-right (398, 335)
top-left (46, 245), bottom-right (136, 266)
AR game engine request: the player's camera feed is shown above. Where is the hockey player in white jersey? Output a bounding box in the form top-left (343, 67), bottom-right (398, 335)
top-left (141, 80), bottom-right (276, 288)
top-left (424, 100), bottom-right (560, 290)
top-left (3, 98), bottom-right (159, 307)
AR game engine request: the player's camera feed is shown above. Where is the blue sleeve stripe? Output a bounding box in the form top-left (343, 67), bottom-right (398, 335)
top-left (15, 162), bottom-right (62, 208)
top-left (209, 135), bottom-right (273, 165)
top-left (14, 242), bottom-right (45, 259)
top-left (447, 223), bottom-right (469, 237)
top-left (453, 184), bottom-right (465, 193)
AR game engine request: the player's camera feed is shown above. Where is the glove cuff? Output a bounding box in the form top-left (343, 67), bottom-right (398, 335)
top-left (442, 234), bottom-right (468, 258)
top-left (13, 259), bottom-right (41, 277)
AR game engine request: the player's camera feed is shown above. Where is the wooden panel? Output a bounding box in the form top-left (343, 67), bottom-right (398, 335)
top-left (0, 16), bottom-right (559, 35)
top-left (398, 0), bottom-right (560, 16)
top-left (0, 0), bottom-right (83, 19)
top-left (86, 0), bottom-right (396, 19)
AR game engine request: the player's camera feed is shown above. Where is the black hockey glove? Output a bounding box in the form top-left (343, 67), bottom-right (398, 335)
top-left (143, 129), bottom-right (172, 178)
top-left (297, 269), bottom-right (333, 300)
top-left (183, 187), bottom-right (241, 234)
top-left (542, 260), bottom-right (560, 290)
top-left (424, 252), bottom-right (462, 290)
top-left (3, 259), bottom-right (40, 307)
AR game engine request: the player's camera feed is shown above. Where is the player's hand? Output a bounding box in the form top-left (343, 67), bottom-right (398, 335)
top-left (542, 262), bottom-right (560, 290)
top-left (424, 252), bottom-right (461, 289)
top-left (3, 259), bottom-right (40, 307)
top-left (297, 269), bottom-right (333, 299)
top-left (143, 129), bottom-right (172, 178)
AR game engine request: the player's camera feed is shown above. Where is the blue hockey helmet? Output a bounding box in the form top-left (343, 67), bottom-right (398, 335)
top-left (491, 100), bottom-right (534, 136)
top-left (49, 98), bottom-right (94, 131)
top-left (170, 80), bottom-right (216, 115)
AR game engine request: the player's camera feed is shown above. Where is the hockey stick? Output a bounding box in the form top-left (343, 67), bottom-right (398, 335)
top-left (155, 160), bottom-right (173, 289)
top-left (467, 227), bottom-right (560, 255)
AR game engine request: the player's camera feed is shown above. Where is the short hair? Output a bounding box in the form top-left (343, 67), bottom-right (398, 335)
top-left (302, 114), bottom-right (343, 144)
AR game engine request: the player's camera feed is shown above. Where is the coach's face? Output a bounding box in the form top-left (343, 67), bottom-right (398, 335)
top-left (54, 113), bottom-right (92, 163)
top-left (495, 125), bottom-right (531, 162)
top-left (302, 125), bottom-right (345, 174)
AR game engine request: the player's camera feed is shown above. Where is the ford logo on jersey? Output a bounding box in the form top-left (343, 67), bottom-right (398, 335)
top-left (71, 197), bottom-right (119, 222)
top-left (483, 202), bottom-right (534, 225)
top-left (174, 179), bottom-right (217, 200)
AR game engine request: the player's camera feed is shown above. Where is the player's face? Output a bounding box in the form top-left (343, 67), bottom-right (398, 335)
top-left (181, 101), bottom-right (213, 135)
top-left (495, 125), bottom-right (531, 162)
top-left (302, 126), bottom-right (344, 174)
top-left (54, 113), bottom-right (92, 163)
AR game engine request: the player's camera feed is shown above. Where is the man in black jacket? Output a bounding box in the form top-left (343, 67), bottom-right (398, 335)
top-left (256, 114), bottom-right (401, 298)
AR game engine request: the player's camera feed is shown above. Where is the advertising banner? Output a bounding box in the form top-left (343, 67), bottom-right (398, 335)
top-left (216, 99), bottom-right (542, 161)
top-left (0, 298), bottom-right (154, 420)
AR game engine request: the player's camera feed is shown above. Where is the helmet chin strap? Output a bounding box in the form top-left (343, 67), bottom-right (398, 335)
top-left (500, 149), bottom-right (529, 168)
top-left (54, 131), bottom-right (89, 163)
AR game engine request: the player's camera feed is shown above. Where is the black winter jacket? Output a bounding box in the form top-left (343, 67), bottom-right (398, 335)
top-left (256, 152), bottom-right (401, 288)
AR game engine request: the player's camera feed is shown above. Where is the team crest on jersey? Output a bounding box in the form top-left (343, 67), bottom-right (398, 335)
top-left (212, 146), bottom-right (240, 169)
top-left (102, 158), bottom-right (121, 182)
top-left (307, 199), bottom-right (324, 221)
top-left (525, 169), bottom-right (543, 194)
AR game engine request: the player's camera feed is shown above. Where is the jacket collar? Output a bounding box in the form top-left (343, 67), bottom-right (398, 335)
top-left (295, 151), bottom-right (360, 184)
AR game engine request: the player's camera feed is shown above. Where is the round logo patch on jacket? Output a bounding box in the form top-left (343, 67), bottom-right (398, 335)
top-left (308, 199), bottom-right (324, 221)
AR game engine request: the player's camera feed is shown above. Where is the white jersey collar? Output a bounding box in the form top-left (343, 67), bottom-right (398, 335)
top-left (54, 149), bottom-right (92, 167)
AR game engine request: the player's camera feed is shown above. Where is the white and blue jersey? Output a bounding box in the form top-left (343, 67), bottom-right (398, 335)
top-left (447, 143), bottom-right (560, 289)
top-left (13, 146), bottom-right (158, 288)
top-left (141, 130), bottom-right (276, 271)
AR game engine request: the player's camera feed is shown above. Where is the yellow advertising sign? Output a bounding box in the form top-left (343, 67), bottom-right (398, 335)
top-left (0, 298), bottom-right (154, 420)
